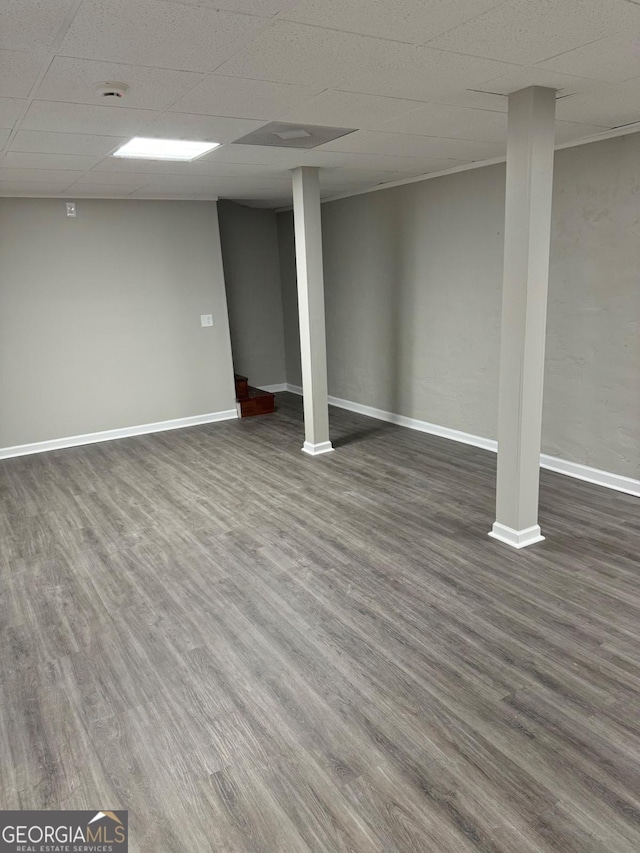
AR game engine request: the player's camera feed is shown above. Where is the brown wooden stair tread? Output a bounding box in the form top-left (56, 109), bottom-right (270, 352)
top-left (237, 386), bottom-right (275, 402)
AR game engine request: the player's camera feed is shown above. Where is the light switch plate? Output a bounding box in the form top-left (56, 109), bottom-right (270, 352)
top-left (66, 202), bottom-right (76, 217)
top-left (200, 314), bottom-right (213, 327)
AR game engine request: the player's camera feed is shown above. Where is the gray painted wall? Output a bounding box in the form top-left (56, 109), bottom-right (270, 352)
top-left (218, 200), bottom-right (286, 387)
top-left (543, 137), bottom-right (640, 478)
top-left (278, 132), bottom-right (640, 480)
top-left (0, 198), bottom-right (236, 448)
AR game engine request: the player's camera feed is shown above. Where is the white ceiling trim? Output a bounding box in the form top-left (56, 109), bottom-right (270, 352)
top-left (3, 121), bottom-right (639, 205)
top-left (3, 120), bottom-right (638, 204)
top-left (289, 120), bottom-right (640, 210)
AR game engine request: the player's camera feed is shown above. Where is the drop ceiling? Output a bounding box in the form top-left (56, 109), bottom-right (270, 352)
top-left (1, 0), bottom-right (640, 208)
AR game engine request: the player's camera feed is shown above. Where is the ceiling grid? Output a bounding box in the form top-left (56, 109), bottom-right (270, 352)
top-left (1, 0), bottom-right (639, 206)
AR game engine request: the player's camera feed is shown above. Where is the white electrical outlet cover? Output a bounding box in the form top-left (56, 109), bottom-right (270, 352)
top-left (66, 202), bottom-right (76, 217)
top-left (200, 314), bottom-right (213, 327)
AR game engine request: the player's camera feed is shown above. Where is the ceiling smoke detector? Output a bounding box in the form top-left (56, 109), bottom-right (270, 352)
top-left (95, 81), bottom-right (129, 99)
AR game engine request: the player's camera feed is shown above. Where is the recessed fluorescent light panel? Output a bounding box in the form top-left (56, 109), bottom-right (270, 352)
top-left (112, 137), bottom-right (220, 161)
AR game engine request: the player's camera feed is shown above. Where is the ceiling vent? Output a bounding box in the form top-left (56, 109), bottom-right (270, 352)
top-left (95, 81), bottom-right (129, 99)
top-left (232, 121), bottom-right (357, 149)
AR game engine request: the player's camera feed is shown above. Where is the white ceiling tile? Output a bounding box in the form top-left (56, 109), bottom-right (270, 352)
top-left (35, 57), bottom-right (205, 111)
top-left (130, 174), bottom-right (292, 199)
top-left (0, 168), bottom-right (83, 184)
top-left (201, 145), bottom-right (464, 177)
top-left (90, 157), bottom-right (200, 174)
top-left (283, 0), bottom-right (503, 44)
top-left (73, 170), bottom-right (154, 186)
top-left (0, 0), bottom-right (635, 205)
top-left (63, 184), bottom-right (136, 197)
top-left (0, 97), bottom-right (27, 129)
top-left (289, 150), bottom-right (364, 168)
top-left (216, 21), bottom-right (397, 88)
top-left (427, 0), bottom-right (640, 66)
top-left (90, 155), bottom-right (285, 178)
top-left (21, 101), bottom-right (157, 135)
top-left (339, 43), bottom-right (516, 102)
top-left (212, 176), bottom-right (291, 192)
top-left (319, 182), bottom-right (378, 196)
top-left (538, 32), bottom-right (640, 84)
top-left (170, 75), bottom-right (320, 120)
top-left (178, 159), bottom-right (288, 178)
top-left (201, 144), bottom-right (423, 172)
top-left (58, 0), bottom-right (269, 72)
top-left (2, 151), bottom-right (100, 171)
top-left (0, 50), bottom-right (45, 98)
top-left (89, 156), bottom-right (174, 174)
top-left (160, 142), bottom-right (303, 167)
top-left (472, 66), bottom-right (604, 98)
top-left (332, 153), bottom-right (456, 173)
top-left (555, 81), bottom-right (640, 127)
top-left (129, 174), bottom-right (236, 190)
top-left (0, 1), bottom-right (76, 51)
top-left (318, 168), bottom-right (415, 188)
top-left (220, 175), bottom-right (292, 188)
top-left (423, 90), bottom-right (509, 112)
top-left (0, 182), bottom-right (75, 195)
top-left (139, 112), bottom-right (263, 143)
top-left (384, 163), bottom-right (456, 179)
top-left (319, 129), bottom-right (503, 160)
top-left (380, 103), bottom-right (506, 142)
top-left (554, 121), bottom-right (611, 144)
top-left (281, 90), bottom-right (422, 131)
top-left (127, 188), bottom-right (216, 198)
top-left (320, 185), bottom-right (369, 198)
top-left (124, 188), bottom-right (194, 198)
top-left (10, 130), bottom-right (126, 155)
top-left (155, 0), bottom-right (300, 15)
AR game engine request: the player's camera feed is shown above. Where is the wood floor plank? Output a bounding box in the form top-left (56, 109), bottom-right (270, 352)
top-left (1, 391), bottom-right (639, 851)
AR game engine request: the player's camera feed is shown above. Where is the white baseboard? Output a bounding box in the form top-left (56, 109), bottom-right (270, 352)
top-left (489, 523), bottom-right (545, 549)
top-left (302, 440), bottom-right (334, 456)
top-left (260, 383), bottom-right (288, 393)
top-left (286, 384), bottom-right (497, 451)
top-left (283, 383), bottom-right (640, 498)
top-left (538, 453), bottom-right (640, 497)
top-left (0, 409), bottom-right (238, 460)
top-left (330, 391), bottom-right (499, 452)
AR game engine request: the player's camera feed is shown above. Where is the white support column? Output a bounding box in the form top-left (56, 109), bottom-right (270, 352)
top-left (489, 86), bottom-right (556, 549)
top-left (292, 166), bottom-right (333, 456)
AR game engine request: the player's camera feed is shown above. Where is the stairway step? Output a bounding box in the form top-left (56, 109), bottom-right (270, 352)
top-left (238, 386), bottom-right (275, 418)
top-left (234, 373), bottom-right (249, 399)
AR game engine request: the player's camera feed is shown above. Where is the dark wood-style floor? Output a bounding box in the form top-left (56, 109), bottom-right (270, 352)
top-left (1, 392), bottom-right (639, 852)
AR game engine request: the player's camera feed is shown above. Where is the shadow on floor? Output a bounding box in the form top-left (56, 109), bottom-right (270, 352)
top-left (331, 425), bottom-right (388, 448)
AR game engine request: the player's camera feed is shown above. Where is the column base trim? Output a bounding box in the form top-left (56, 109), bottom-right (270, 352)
top-left (302, 440), bottom-right (334, 456)
top-left (488, 523), bottom-right (545, 549)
